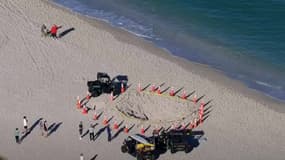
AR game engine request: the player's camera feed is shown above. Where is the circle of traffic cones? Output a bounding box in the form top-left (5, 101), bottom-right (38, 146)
top-left (150, 84), bottom-right (156, 92)
top-left (103, 116), bottom-right (108, 126)
top-left (121, 83), bottom-right (125, 93)
top-left (110, 91), bottom-right (114, 101)
top-left (192, 94), bottom-right (197, 104)
top-left (169, 87), bottom-right (175, 96)
top-left (93, 112), bottom-right (98, 120)
top-left (82, 106), bottom-right (88, 114)
top-left (113, 121), bottom-right (119, 130)
top-left (124, 125), bottom-right (129, 133)
top-left (137, 83), bottom-right (142, 92)
top-left (157, 86), bottom-right (161, 94)
top-left (86, 91), bottom-right (91, 100)
top-left (76, 96), bottom-right (82, 109)
top-left (140, 125), bottom-right (145, 135)
top-left (181, 91), bottom-right (187, 100)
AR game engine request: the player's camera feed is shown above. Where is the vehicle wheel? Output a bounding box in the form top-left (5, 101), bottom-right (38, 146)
top-left (136, 153), bottom-right (143, 160)
top-left (150, 154), bottom-right (155, 160)
top-left (91, 90), bottom-right (100, 97)
top-left (170, 146), bottom-right (175, 154)
top-left (121, 145), bottom-right (128, 153)
top-left (185, 145), bottom-right (191, 153)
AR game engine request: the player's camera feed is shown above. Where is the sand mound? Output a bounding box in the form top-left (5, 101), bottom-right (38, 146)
top-left (110, 89), bottom-right (196, 124)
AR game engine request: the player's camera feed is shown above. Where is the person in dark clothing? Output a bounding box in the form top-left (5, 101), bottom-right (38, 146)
top-left (43, 120), bottom-right (48, 137)
top-left (106, 124), bottom-right (111, 142)
top-left (15, 128), bottom-right (20, 144)
top-left (50, 24), bottom-right (62, 38)
top-left (41, 24), bottom-right (50, 37)
top-left (89, 124), bottom-right (95, 141)
top-left (79, 121), bottom-right (83, 140)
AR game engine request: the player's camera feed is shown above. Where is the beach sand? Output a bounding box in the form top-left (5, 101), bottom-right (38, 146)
top-left (0, 0), bottom-right (284, 160)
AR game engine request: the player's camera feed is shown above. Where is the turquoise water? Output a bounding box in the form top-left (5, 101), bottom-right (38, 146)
top-left (54, 0), bottom-right (285, 101)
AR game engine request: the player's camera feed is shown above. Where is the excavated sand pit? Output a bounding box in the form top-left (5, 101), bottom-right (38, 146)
top-left (100, 89), bottom-right (199, 125)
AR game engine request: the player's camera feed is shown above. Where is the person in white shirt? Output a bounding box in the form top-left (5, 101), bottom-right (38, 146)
top-left (80, 153), bottom-right (84, 160)
top-left (23, 116), bottom-right (28, 134)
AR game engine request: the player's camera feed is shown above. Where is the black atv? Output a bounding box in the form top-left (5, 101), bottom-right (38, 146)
top-left (87, 72), bottom-right (128, 97)
top-left (121, 134), bottom-right (155, 160)
top-left (165, 129), bottom-right (192, 154)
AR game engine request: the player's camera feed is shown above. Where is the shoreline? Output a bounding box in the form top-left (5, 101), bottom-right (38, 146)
top-left (47, 0), bottom-right (284, 113)
top-left (1, 0), bottom-right (285, 160)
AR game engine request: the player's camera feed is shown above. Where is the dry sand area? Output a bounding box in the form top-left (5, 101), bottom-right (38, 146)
top-left (0, 0), bottom-right (285, 160)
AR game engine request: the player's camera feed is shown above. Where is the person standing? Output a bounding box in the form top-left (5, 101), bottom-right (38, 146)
top-left (89, 124), bottom-right (95, 141)
top-left (39, 119), bottom-right (44, 136)
top-left (80, 153), bottom-right (84, 160)
top-left (50, 24), bottom-right (62, 38)
top-left (43, 120), bottom-right (48, 137)
top-left (79, 121), bottom-right (83, 140)
top-left (15, 128), bottom-right (20, 144)
top-left (107, 124), bottom-right (111, 142)
top-left (23, 116), bottom-right (28, 134)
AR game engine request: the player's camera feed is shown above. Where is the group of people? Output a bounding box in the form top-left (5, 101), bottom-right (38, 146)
top-left (14, 116), bottom-right (49, 144)
top-left (14, 116), bottom-right (29, 144)
top-left (79, 121), bottom-right (96, 141)
top-left (41, 24), bottom-right (62, 38)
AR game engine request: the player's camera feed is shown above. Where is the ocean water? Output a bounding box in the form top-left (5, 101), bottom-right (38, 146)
top-left (53, 0), bottom-right (285, 101)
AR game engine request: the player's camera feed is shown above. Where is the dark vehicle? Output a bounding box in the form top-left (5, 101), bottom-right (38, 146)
top-left (164, 129), bottom-right (192, 154)
top-left (121, 134), bottom-right (155, 160)
top-left (87, 72), bottom-right (128, 97)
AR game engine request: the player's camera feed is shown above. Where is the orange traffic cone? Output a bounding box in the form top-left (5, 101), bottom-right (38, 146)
top-left (103, 116), bottom-right (108, 126)
top-left (192, 94), bottom-right (197, 104)
top-left (110, 91), bottom-right (114, 101)
top-left (150, 84), bottom-right (156, 92)
top-left (169, 87), bottom-right (175, 96)
top-left (137, 83), bottom-right (142, 92)
top-left (170, 124), bottom-right (175, 130)
top-left (86, 91), bottom-right (91, 100)
top-left (181, 122), bottom-right (186, 129)
top-left (181, 90), bottom-right (187, 99)
top-left (200, 101), bottom-right (205, 109)
top-left (199, 112), bottom-right (203, 124)
top-left (82, 106), bottom-right (88, 114)
top-left (121, 83), bottom-right (125, 93)
top-left (194, 118), bottom-right (198, 128)
top-left (124, 125), bottom-right (129, 133)
top-left (140, 125), bottom-right (145, 135)
top-left (199, 105), bottom-right (204, 124)
top-left (113, 121), bottom-right (119, 130)
top-left (93, 112), bottom-right (98, 120)
top-left (157, 86), bottom-right (161, 94)
top-left (76, 96), bottom-right (81, 109)
top-left (189, 120), bottom-right (194, 129)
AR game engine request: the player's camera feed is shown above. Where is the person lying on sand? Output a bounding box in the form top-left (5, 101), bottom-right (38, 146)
top-left (50, 24), bottom-right (62, 38)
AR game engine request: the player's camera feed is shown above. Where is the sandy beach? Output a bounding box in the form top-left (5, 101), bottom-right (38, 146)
top-left (0, 0), bottom-right (285, 160)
